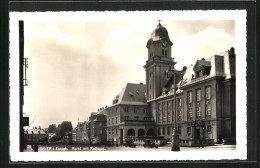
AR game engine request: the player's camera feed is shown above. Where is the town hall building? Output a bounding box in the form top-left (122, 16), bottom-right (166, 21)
top-left (83, 22), bottom-right (236, 147)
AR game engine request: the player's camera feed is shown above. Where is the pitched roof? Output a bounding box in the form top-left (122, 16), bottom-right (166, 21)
top-left (110, 83), bottom-right (148, 107)
top-left (193, 60), bottom-right (211, 69)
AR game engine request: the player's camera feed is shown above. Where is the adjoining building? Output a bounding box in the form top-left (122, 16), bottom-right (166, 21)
top-left (106, 83), bottom-right (156, 145)
top-left (76, 121), bottom-right (90, 144)
top-left (71, 128), bottom-right (77, 142)
top-left (89, 112), bottom-right (107, 145)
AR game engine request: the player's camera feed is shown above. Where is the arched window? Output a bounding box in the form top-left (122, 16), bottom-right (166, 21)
top-left (138, 129), bottom-right (145, 136)
top-left (147, 129), bottom-right (155, 136)
top-left (127, 129), bottom-right (135, 136)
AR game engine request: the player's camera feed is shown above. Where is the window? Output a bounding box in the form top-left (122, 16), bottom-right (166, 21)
top-left (178, 98), bottom-right (182, 107)
top-left (187, 91), bottom-right (193, 118)
top-left (196, 89), bottom-right (201, 117)
top-left (165, 50), bottom-right (168, 56)
top-left (112, 129), bottom-right (114, 135)
top-left (116, 108), bottom-right (118, 113)
top-left (158, 103), bottom-right (162, 123)
top-left (167, 127), bottom-right (170, 135)
top-left (178, 126), bottom-right (182, 134)
top-left (188, 104), bottom-right (192, 118)
top-left (150, 72), bottom-right (151, 77)
top-left (134, 107), bottom-right (138, 113)
top-left (124, 116), bottom-right (129, 120)
top-left (207, 125), bottom-right (212, 133)
top-left (187, 127), bottom-right (191, 136)
top-left (206, 86), bottom-right (212, 116)
top-left (162, 127), bottom-right (165, 135)
top-left (162, 49), bottom-right (164, 55)
top-left (134, 116), bottom-right (139, 120)
top-left (158, 127), bottom-right (161, 135)
top-left (99, 130), bottom-right (102, 134)
top-left (116, 129), bottom-right (118, 135)
top-left (116, 117), bottom-right (118, 124)
top-left (196, 104), bottom-right (201, 117)
top-left (196, 89), bottom-right (201, 101)
top-left (150, 84), bottom-right (151, 89)
top-left (188, 91), bottom-right (192, 103)
top-left (112, 118), bottom-right (114, 124)
top-left (124, 107), bottom-right (129, 113)
top-left (177, 98), bottom-right (182, 121)
top-left (206, 101), bottom-right (211, 115)
top-left (144, 108), bottom-right (148, 114)
top-left (206, 86), bottom-right (211, 99)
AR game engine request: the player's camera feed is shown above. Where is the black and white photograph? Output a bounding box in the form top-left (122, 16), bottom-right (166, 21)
top-left (9, 10), bottom-right (247, 161)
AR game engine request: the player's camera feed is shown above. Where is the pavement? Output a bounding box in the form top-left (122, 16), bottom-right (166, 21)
top-left (106, 144), bottom-right (236, 151)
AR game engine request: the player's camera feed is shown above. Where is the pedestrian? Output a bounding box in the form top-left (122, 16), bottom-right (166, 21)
top-left (199, 139), bottom-right (204, 148)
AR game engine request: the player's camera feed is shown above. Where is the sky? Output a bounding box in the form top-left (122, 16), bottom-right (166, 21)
top-left (13, 13), bottom-right (235, 129)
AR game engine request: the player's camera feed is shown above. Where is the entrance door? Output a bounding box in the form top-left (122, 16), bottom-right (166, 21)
top-left (195, 129), bottom-right (200, 144)
top-left (120, 129), bottom-right (123, 145)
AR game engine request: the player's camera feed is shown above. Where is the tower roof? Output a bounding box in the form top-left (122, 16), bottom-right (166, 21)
top-left (150, 23), bottom-right (171, 41)
top-left (147, 22), bottom-right (173, 47)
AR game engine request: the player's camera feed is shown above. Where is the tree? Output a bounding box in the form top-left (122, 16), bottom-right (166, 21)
top-left (56, 121), bottom-right (72, 137)
top-left (47, 124), bottom-right (57, 133)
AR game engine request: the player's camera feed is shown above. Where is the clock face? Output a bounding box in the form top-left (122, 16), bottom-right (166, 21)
top-left (162, 41), bottom-right (167, 48)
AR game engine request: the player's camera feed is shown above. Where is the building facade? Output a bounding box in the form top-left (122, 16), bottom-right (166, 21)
top-left (89, 112), bottom-right (107, 145)
top-left (106, 83), bottom-right (156, 145)
top-left (84, 22), bottom-right (236, 147)
top-left (145, 23), bottom-right (236, 146)
top-left (76, 121), bottom-right (90, 144)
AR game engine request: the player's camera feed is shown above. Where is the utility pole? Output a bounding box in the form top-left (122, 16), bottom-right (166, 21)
top-left (19, 20), bottom-right (24, 152)
top-left (19, 20), bottom-right (29, 152)
top-left (166, 67), bottom-right (180, 151)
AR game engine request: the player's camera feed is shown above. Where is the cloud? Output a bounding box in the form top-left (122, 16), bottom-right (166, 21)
top-left (23, 20), bottom-right (234, 128)
top-left (174, 26), bottom-right (234, 69)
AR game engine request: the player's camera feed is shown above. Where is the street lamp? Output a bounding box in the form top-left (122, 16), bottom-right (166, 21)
top-left (166, 67), bottom-right (180, 151)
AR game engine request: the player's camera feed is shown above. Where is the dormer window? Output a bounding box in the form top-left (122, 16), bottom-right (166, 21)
top-left (193, 59), bottom-right (211, 78)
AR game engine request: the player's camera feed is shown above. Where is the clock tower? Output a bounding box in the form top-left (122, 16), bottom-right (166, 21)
top-left (144, 22), bottom-right (176, 101)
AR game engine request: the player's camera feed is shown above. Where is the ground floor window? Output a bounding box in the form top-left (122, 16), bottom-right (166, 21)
top-left (127, 129), bottom-right (135, 136)
top-left (207, 125), bottom-right (212, 133)
top-left (187, 127), bottom-right (191, 136)
top-left (158, 127), bottom-right (161, 135)
top-left (167, 127), bottom-right (170, 135)
top-left (162, 127), bottom-right (165, 135)
top-left (178, 126), bottom-right (182, 134)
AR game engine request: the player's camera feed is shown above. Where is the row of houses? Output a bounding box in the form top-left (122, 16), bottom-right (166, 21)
top-left (74, 23), bottom-right (236, 146)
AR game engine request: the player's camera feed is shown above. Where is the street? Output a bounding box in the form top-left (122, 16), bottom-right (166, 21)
top-left (24, 144), bottom-right (236, 152)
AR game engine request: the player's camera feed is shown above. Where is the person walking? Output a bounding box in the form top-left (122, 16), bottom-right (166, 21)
top-left (199, 139), bottom-right (204, 148)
